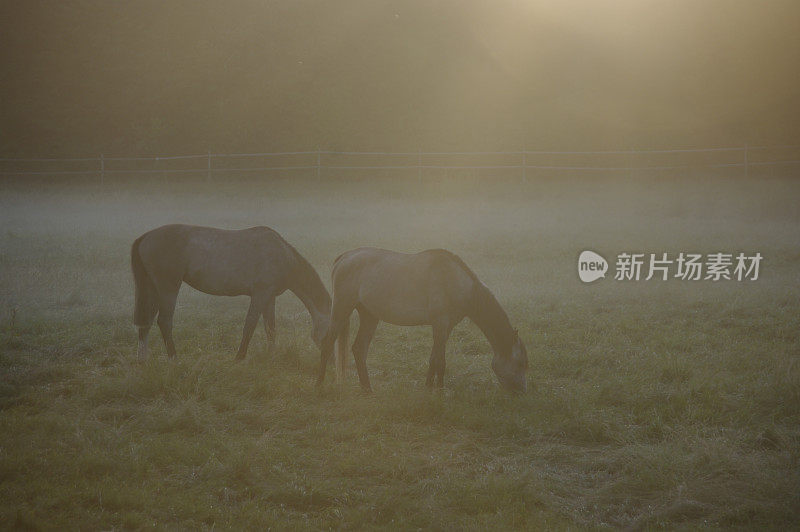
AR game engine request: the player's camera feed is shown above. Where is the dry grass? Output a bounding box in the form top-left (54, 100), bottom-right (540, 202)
top-left (1, 173), bottom-right (799, 529)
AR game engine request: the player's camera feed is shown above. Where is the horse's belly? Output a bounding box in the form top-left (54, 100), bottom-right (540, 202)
top-left (371, 306), bottom-right (429, 326)
top-left (359, 289), bottom-right (430, 326)
top-left (184, 268), bottom-right (251, 296)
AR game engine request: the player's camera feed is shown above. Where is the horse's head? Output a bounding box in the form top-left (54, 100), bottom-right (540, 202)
top-left (491, 330), bottom-right (528, 392)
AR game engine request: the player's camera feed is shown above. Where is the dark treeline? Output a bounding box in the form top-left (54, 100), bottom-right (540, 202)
top-left (1, 0), bottom-right (799, 157)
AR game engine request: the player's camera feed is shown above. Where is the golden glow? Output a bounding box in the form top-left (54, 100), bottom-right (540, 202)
top-left (0, 1), bottom-right (798, 156)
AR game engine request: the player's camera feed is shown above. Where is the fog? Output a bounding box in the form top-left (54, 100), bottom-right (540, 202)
top-left (2, 2), bottom-right (800, 528)
top-left (2, 1), bottom-right (799, 156)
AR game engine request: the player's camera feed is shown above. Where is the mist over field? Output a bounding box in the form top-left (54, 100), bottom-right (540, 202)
top-left (2, 1), bottom-right (800, 530)
top-left (1, 175), bottom-right (799, 528)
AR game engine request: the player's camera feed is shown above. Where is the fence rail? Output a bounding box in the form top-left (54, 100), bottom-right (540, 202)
top-left (1, 145), bottom-right (799, 182)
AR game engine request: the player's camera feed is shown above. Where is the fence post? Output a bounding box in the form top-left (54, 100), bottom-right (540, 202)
top-left (100, 154), bottom-right (104, 185)
top-left (628, 148), bottom-right (633, 178)
top-left (418, 149), bottom-right (422, 182)
top-left (207, 151), bottom-right (211, 183)
top-left (316, 147), bottom-right (321, 180)
top-left (522, 151), bottom-right (527, 182)
top-left (744, 144), bottom-right (749, 178)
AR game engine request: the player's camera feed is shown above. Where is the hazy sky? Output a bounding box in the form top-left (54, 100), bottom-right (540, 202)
top-left (1, 1), bottom-right (799, 155)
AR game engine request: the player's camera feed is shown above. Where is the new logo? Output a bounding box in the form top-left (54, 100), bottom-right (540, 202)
top-left (578, 250), bottom-right (608, 283)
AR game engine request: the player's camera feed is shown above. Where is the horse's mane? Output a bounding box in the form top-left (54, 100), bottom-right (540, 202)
top-left (256, 226), bottom-right (331, 307)
top-left (251, 226), bottom-right (308, 267)
top-left (427, 249), bottom-right (515, 351)
top-left (425, 249), bottom-right (483, 287)
top-left (284, 240), bottom-right (325, 286)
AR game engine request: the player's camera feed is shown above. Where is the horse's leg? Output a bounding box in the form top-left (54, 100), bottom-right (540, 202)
top-left (261, 295), bottom-right (277, 355)
top-left (155, 287), bottom-right (180, 358)
top-left (316, 299), bottom-right (355, 387)
top-left (352, 307), bottom-right (379, 392)
top-left (136, 284), bottom-right (159, 360)
top-left (137, 326), bottom-right (148, 359)
top-left (334, 315), bottom-right (350, 382)
top-left (427, 320), bottom-right (453, 388)
top-left (137, 324), bottom-right (151, 360)
top-left (316, 329), bottom-right (337, 387)
top-left (236, 293), bottom-right (266, 360)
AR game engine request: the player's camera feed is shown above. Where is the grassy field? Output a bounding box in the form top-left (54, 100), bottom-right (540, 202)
top-left (1, 173), bottom-right (799, 529)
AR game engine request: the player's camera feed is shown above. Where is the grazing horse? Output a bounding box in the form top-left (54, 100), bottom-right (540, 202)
top-left (131, 224), bottom-right (331, 359)
top-left (316, 247), bottom-right (528, 392)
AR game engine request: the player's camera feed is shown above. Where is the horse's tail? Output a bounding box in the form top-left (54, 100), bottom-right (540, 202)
top-left (131, 235), bottom-right (156, 327)
top-left (334, 315), bottom-right (349, 383)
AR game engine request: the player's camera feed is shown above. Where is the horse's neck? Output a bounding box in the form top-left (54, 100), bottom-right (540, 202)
top-left (468, 286), bottom-right (515, 357)
top-left (287, 258), bottom-right (331, 325)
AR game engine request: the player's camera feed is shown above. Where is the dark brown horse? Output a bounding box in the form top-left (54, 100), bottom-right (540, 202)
top-left (131, 224), bottom-right (331, 359)
top-left (316, 248), bottom-right (528, 392)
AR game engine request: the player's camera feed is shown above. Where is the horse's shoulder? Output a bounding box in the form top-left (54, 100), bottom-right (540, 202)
top-left (422, 249), bottom-right (482, 284)
top-left (243, 226), bottom-right (290, 247)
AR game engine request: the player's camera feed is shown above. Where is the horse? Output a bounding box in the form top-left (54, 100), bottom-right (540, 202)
top-left (131, 224), bottom-right (331, 360)
top-left (316, 247), bottom-right (528, 392)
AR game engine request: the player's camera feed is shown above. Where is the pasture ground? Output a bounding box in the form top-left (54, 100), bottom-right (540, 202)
top-left (0, 174), bottom-right (799, 529)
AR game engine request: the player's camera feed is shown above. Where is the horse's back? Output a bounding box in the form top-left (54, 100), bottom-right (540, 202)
top-left (332, 247), bottom-right (477, 325)
top-left (135, 224), bottom-right (293, 296)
